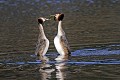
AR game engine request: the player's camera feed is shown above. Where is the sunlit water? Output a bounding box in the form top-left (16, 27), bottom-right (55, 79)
top-left (0, 0), bottom-right (120, 80)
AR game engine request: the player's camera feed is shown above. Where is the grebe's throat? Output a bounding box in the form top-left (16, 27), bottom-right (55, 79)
top-left (38, 24), bottom-right (46, 38)
top-left (57, 21), bottom-right (65, 36)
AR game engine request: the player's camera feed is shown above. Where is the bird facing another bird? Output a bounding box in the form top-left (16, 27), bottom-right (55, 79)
top-left (35, 17), bottom-right (49, 56)
top-left (35, 13), bottom-right (71, 60)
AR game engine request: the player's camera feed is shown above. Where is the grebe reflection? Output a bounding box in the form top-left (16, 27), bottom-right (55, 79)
top-left (55, 61), bottom-right (67, 80)
top-left (39, 56), bottom-right (55, 80)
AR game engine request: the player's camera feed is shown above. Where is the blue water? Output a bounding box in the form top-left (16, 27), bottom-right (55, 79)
top-left (0, 0), bottom-right (120, 79)
top-left (0, 44), bottom-right (120, 80)
top-left (0, 44), bottom-right (120, 65)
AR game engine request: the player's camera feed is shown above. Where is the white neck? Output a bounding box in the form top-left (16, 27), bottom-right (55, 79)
top-left (57, 21), bottom-right (65, 36)
top-left (39, 24), bottom-right (47, 39)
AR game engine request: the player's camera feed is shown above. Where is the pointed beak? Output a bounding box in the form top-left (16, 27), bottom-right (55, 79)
top-left (49, 15), bottom-right (56, 20)
top-left (50, 15), bottom-right (55, 17)
top-left (45, 18), bottom-right (50, 21)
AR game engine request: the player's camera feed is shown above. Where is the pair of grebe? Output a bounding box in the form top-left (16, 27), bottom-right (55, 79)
top-left (35, 13), bottom-right (71, 58)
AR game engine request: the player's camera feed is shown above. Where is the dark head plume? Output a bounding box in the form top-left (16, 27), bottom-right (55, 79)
top-left (38, 18), bottom-right (44, 24)
top-left (54, 13), bottom-right (64, 21)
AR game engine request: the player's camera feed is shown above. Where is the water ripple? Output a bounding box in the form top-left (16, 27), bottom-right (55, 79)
top-left (72, 49), bottom-right (120, 56)
top-left (0, 59), bottom-right (120, 65)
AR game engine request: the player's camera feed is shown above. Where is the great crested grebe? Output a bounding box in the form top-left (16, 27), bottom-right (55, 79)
top-left (35, 17), bottom-right (49, 56)
top-left (54, 13), bottom-right (71, 56)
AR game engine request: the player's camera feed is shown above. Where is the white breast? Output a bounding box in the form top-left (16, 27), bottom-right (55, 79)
top-left (43, 38), bottom-right (49, 56)
top-left (54, 36), bottom-right (65, 56)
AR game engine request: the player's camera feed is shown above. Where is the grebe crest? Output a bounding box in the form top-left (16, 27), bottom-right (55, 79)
top-left (54, 13), bottom-right (64, 21)
top-left (38, 17), bottom-right (50, 24)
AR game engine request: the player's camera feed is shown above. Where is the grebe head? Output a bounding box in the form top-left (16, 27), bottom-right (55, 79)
top-left (38, 17), bottom-right (50, 24)
top-left (54, 13), bottom-right (64, 21)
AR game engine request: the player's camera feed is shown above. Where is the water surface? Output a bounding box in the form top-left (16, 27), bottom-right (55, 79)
top-left (0, 0), bottom-right (120, 80)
